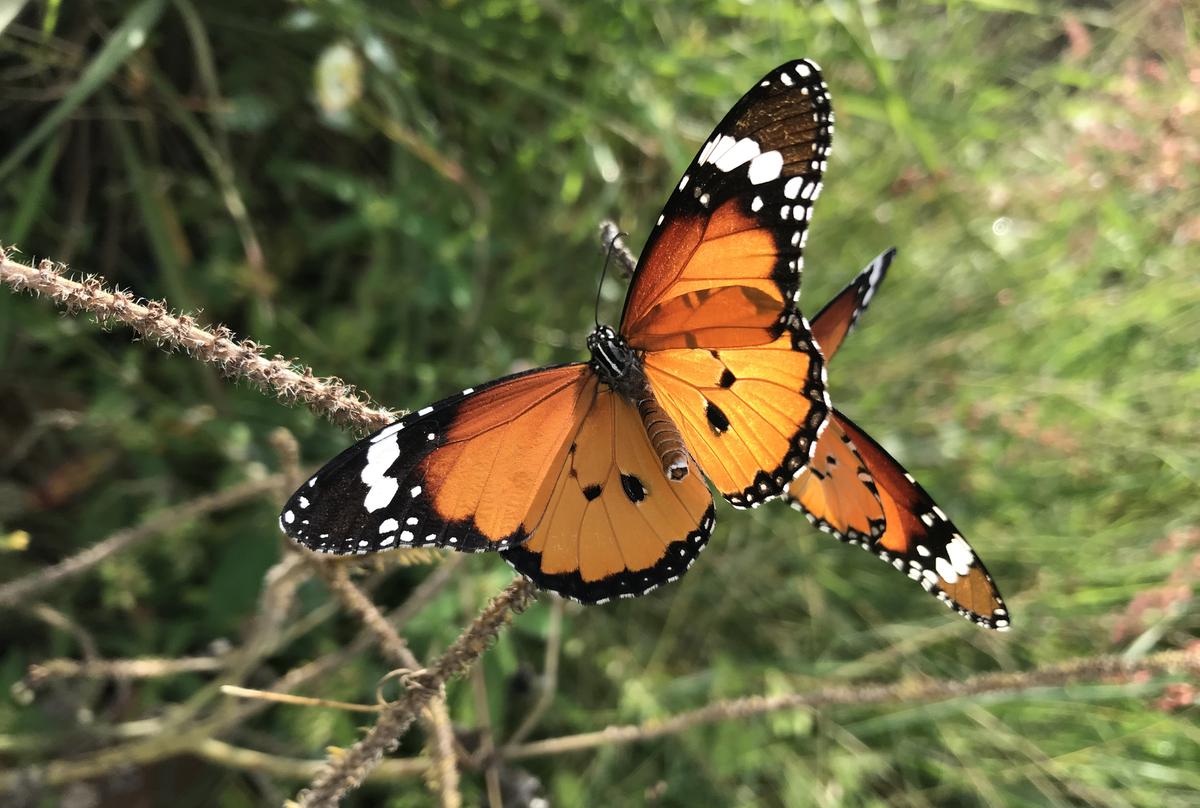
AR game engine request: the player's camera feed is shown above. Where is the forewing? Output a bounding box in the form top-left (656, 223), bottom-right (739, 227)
top-left (280, 364), bottom-right (593, 554)
top-left (621, 59), bottom-right (833, 350)
top-left (502, 388), bottom-right (715, 604)
top-left (812, 410), bottom-right (1011, 630)
top-left (810, 248), bottom-right (895, 361)
top-left (618, 60), bottom-right (838, 507)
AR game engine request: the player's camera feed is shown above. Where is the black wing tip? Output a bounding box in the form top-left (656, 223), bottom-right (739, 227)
top-left (502, 504), bottom-right (717, 605)
top-left (769, 59), bottom-right (825, 80)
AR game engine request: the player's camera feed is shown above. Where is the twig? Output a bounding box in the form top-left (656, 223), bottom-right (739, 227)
top-left (470, 665), bottom-right (503, 808)
top-left (598, 220), bottom-right (637, 279)
top-left (0, 248), bottom-right (395, 433)
top-left (503, 648), bottom-right (1200, 761)
top-left (0, 473), bottom-right (283, 607)
top-left (8, 645), bottom-right (1194, 794)
top-left (194, 738), bottom-right (429, 781)
top-left (25, 656), bottom-right (226, 687)
top-left (220, 685), bottom-right (381, 714)
top-left (317, 562), bottom-right (462, 808)
top-left (503, 598), bottom-right (564, 749)
top-left (295, 578), bottom-right (538, 807)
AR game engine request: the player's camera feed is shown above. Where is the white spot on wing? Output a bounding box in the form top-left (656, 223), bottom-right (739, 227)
top-left (714, 137), bottom-right (761, 172)
top-left (935, 557), bottom-right (959, 584)
top-left (747, 151), bottom-right (783, 184)
top-left (361, 437), bottom-right (401, 513)
top-left (946, 536), bottom-right (975, 576)
top-left (379, 518), bottom-right (399, 534)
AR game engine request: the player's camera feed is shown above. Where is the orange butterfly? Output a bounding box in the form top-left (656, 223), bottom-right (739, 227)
top-left (789, 250), bottom-right (1011, 629)
top-left (281, 60), bottom-right (835, 602)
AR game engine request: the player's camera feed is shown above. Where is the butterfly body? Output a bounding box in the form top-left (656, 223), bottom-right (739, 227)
top-left (588, 324), bottom-right (690, 481)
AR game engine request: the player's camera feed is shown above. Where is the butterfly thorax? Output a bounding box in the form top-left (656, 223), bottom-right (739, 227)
top-left (588, 325), bottom-right (690, 482)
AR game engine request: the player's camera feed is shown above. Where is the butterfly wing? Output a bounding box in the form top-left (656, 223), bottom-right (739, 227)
top-left (810, 247), bottom-right (895, 360)
top-left (786, 248), bottom-right (896, 538)
top-left (622, 60), bottom-right (836, 507)
top-left (280, 364), bottom-right (594, 554)
top-left (787, 423), bottom-right (886, 542)
top-left (797, 411), bottom-right (1011, 629)
top-left (502, 387), bottom-right (715, 604)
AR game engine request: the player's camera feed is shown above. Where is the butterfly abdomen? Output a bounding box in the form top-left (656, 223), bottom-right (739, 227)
top-left (635, 385), bottom-right (690, 481)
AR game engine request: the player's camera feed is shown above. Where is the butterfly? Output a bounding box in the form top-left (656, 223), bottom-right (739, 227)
top-left (788, 249), bottom-right (1011, 629)
top-left (281, 59), bottom-right (838, 603)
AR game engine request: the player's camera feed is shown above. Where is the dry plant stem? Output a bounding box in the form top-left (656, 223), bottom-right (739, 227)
top-left (598, 220), bottom-right (638, 279)
top-left (220, 686), bottom-right (383, 714)
top-left (504, 648), bottom-right (1200, 761)
top-left (318, 563), bottom-right (461, 808)
top-left (194, 738), bottom-right (430, 782)
top-left (0, 248), bottom-right (395, 433)
top-left (3, 646), bottom-right (1195, 793)
top-left (25, 655), bottom-right (226, 687)
top-left (504, 598), bottom-right (564, 749)
top-left (470, 665), bottom-right (503, 808)
top-left (0, 473), bottom-right (283, 607)
top-left (296, 578), bottom-right (538, 808)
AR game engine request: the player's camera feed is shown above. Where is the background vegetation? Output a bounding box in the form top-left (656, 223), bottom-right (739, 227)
top-left (2, 0), bottom-right (1198, 805)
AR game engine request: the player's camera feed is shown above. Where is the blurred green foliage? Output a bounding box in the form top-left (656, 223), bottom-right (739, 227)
top-left (2, 0), bottom-right (1198, 806)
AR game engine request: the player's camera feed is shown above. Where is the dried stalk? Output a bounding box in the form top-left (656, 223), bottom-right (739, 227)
top-left (598, 220), bottom-right (638, 278)
top-left (0, 248), bottom-right (395, 433)
top-left (318, 563), bottom-right (462, 808)
top-left (295, 578), bottom-right (538, 808)
top-left (0, 473), bottom-right (283, 607)
top-left (24, 655), bottom-right (226, 687)
top-left (503, 648), bottom-right (1200, 761)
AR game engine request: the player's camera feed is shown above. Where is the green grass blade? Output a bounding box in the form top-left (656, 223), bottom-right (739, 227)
top-left (0, 0), bottom-right (166, 183)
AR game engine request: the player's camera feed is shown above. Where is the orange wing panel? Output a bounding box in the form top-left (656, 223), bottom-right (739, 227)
top-left (642, 316), bottom-right (828, 508)
top-left (281, 363), bottom-right (593, 554)
top-left (502, 388), bottom-right (715, 603)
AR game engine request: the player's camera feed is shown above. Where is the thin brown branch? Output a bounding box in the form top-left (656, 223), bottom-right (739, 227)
top-left (470, 665), bottom-right (503, 808)
top-left (504, 648), bottom-right (1200, 761)
top-left (0, 248), bottom-right (395, 433)
top-left (598, 219), bottom-right (637, 279)
top-left (194, 738), bottom-right (430, 782)
top-left (503, 598), bottom-right (564, 749)
top-left (25, 655), bottom-right (226, 687)
top-left (0, 473), bottom-right (283, 607)
top-left (318, 563), bottom-right (421, 669)
top-left (317, 562), bottom-right (462, 808)
top-left (220, 685), bottom-right (381, 714)
top-left (295, 578), bottom-right (538, 807)
top-left (8, 646), bottom-right (1193, 794)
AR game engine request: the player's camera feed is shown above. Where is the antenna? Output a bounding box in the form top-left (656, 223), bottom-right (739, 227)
top-left (595, 231), bottom-right (627, 328)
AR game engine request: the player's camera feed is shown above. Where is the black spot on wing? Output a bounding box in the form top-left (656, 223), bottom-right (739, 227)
top-left (705, 400), bottom-right (730, 434)
top-left (718, 369), bottom-right (736, 388)
top-left (582, 484), bottom-right (603, 502)
top-left (620, 473), bottom-right (646, 503)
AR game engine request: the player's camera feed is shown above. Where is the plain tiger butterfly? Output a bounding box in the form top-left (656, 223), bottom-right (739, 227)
top-left (791, 250), bottom-right (1011, 629)
top-left (281, 59), bottom-right (838, 603)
